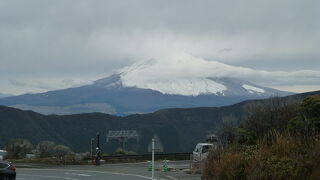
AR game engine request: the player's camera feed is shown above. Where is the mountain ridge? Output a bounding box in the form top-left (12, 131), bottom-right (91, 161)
top-left (0, 54), bottom-right (292, 115)
top-left (0, 93), bottom-right (12, 98)
top-left (0, 90), bottom-right (318, 153)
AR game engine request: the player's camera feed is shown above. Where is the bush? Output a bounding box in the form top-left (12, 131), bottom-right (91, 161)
top-left (204, 95), bottom-right (320, 179)
top-left (114, 148), bottom-right (136, 155)
top-left (288, 94), bottom-right (320, 137)
top-left (243, 97), bottom-right (298, 141)
top-left (53, 145), bottom-right (72, 159)
top-left (36, 141), bottom-right (56, 158)
top-left (5, 139), bottom-right (33, 159)
top-left (203, 149), bottom-right (246, 180)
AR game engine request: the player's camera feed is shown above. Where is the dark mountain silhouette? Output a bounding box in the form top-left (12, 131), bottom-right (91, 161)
top-left (0, 90), bottom-right (318, 153)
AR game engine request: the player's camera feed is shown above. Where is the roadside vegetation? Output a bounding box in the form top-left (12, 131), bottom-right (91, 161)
top-left (3, 139), bottom-right (90, 165)
top-left (113, 148), bottom-right (137, 155)
top-left (203, 94), bottom-right (320, 179)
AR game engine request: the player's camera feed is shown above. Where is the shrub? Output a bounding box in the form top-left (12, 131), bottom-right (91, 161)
top-left (114, 148), bottom-right (136, 155)
top-left (243, 97), bottom-right (298, 140)
top-left (53, 145), bottom-right (72, 159)
top-left (203, 151), bottom-right (246, 180)
top-left (288, 94), bottom-right (320, 137)
top-left (204, 95), bottom-right (320, 179)
top-left (36, 141), bottom-right (56, 158)
top-left (5, 139), bottom-right (33, 159)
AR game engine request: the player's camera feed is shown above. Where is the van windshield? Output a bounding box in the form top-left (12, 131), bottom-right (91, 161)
top-left (202, 145), bottom-right (212, 153)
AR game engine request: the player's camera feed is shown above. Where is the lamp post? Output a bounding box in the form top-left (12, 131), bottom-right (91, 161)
top-left (152, 138), bottom-right (155, 180)
top-left (96, 132), bottom-right (100, 149)
top-left (95, 132), bottom-right (101, 166)
top-left (90, 138), bottom-right (94, 160)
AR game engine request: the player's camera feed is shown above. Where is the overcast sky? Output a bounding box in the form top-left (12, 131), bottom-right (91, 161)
top-left (0, 0), bottom-right (319, 95)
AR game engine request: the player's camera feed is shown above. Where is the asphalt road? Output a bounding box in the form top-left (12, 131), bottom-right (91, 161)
top-left (15, 161), bottom-right (201, 180)
top-left (17, 168), bottom-right (152, 180)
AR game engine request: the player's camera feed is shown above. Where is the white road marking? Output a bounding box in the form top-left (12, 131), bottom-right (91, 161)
top-left (64, 172), bottom-right (92, 177)
top-left (21, 168), bottom-right (156, 180)
top-left (168, 164), bottom-right (189, 167)
top-left (167, 175), bottom-right (179, 180)
top-left (109, 161), bottom-right (148, 166)
top-left (20, 174), bottom-right (78, 180)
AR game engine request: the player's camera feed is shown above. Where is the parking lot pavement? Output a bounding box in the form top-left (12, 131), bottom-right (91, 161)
top-left (15, 160), bottom-right (201, 180)
top-left (17, 168), bottom-right (153, 180)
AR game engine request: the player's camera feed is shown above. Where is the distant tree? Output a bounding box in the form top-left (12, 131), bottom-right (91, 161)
top-left (36, 141), bottom-right (56, 158)
top-left (243, 97), bottom-right (298, 141)
top-left (5, 139), bottom-right (33, 159)
top-left (220, 115), bottom-right (238, 144)
top-left (300, 94), bottom-right (320, 132)
top-left (53, 145), bottom-right (72, 159)
top-left (288, 94), bottom-right (320, 137)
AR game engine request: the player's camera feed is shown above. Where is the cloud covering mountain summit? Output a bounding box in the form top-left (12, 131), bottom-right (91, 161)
top-left (0, 53), bottom-right (294, 115)
top-left (115, 53), bottom-right (320, 95)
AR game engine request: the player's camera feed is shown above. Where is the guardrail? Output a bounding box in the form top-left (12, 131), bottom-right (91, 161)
top-left (101, 152), bottom-right (192, 162)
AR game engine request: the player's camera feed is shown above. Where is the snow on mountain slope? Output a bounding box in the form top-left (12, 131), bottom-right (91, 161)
top-left (122, 78), bottom-right (227, 96)
top-left (117, 52), bottom-right (320, 96)
top-left (114, 53), bottom-right (282, 96)
top-left (0, 53), bottom-right (293, 115)
top-left (242, 84), bottom-right (265, 94)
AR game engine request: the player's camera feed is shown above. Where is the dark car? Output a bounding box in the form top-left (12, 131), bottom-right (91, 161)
top-left (0, 161), bottom-right (16, 180)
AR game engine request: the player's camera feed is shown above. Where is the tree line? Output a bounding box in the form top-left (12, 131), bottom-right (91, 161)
top-left (4, 139), bottom-right (73, 159)
top-left (203, 94), bottom-right (320, 179)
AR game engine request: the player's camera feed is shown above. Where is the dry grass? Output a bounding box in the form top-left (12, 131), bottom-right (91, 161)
top-left (203, 146), bottom-right (246, 180)
top-left (203, 132), bottom-right (320, 180)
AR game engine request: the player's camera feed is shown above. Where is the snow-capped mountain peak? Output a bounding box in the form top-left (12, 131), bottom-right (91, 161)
top-left (0, 53), bottom-right (292, 115)
top-left (106, 52), bottom-right (274, 96)
top-left (93, 52), bottom-right (292, 97)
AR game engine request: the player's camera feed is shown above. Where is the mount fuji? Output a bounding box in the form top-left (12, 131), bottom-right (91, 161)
top-left (0, 53), bottom-right (292, 115)
top-left (0, 93), bottom-right (12, 98)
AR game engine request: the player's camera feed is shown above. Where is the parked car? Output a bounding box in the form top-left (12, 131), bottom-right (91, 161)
top-left (0, 161), bottom-right (16, 180)
top-left (193, 143), bottom-right (214, 162)
top-left (193, 134), bottom-right (220, 162)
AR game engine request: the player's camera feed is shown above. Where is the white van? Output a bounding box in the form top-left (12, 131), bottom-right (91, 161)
top-left (193, 143), bottom-right (214, 162)
top-left (0, 150), bottom-right (7, 160)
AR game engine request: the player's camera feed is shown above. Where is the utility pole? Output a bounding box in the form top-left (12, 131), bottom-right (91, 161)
top-left (90, 138), bottom-right (94, 160)
top-left (152, 138), bottom-right (155, 180)
top-left (96, 132), bottom-right (100, 149)
top-left (95, 132), bottom-right (101, 166)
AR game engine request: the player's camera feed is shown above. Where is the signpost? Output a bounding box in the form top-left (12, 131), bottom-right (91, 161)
top-left (106, 130), bottom-right (138, 151)
top-left (152, 138), bottom-right (155, 180)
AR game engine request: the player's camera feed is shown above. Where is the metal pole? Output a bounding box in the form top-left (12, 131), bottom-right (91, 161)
top-left (96, 132), bottom-right (100, 149)
top-left (152, 138), bottom-right (155, 180)
top-left (96, 132), bottom-right (101, 166)
top-left (90, 138), bottom-right (94, 159)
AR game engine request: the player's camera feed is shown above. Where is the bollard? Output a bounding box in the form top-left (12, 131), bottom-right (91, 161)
top-left (162, 160), bottom-right (169, 172)
top-left (147, 161), bottom-right (152, 171)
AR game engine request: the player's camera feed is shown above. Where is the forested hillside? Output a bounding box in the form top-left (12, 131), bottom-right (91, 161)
top-left (203, 93), bottom-right (320, 179)
top-left (0, 91), bottom-right (319, 153)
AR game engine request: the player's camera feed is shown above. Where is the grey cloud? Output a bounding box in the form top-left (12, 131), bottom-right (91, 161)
top-left (35, 82), bottom-right (55, 90)
top-left (0, 0), bottom-right (319, 94)
top-left (218, 48), bottom-right (233, 53)
top-left (9, 80), bottom-right (27, 87)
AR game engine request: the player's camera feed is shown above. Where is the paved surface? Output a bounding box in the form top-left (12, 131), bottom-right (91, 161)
top-left (17, 168), bottom-right (152, 180)
top-left (15, 161), bottom-right (201, 180)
